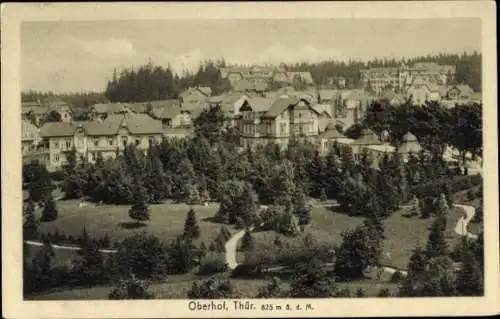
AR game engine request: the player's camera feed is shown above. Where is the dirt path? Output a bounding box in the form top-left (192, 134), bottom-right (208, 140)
top-left (453, 204), bottom-right (478, 240)
top-left (225, 226), bottom-right (255, 270)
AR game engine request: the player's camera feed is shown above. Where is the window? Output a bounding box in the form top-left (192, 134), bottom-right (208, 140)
top-left (280, 123), bottom-right (286, 134)
top-left (108, 137), bottom-right (114, 146)
top-left (267, 124), bottom-right (272, 134)
top-left (149, 136), bottom-right (155, 145)
top-left (65, 139), bottom-right (72, 149)
top-left (121, 136), bottom-right (128, 147)
top-left (54, 153), bottom-right (60, 162)
top-left (89, 152), bottom-right (95, 161)
top-left (53, 141), bottom-right (59, 148)
top-left (135, 139), bottom-right (140, 146)
top-left (93, 138), bottom-right (99, 147)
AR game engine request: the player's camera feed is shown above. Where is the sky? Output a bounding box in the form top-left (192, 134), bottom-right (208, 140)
top-left (21, 18), bottom-right (481, 93)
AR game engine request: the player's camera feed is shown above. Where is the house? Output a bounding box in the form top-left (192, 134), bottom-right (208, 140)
top-left (148, 100), bottom-right (191, 129)
top-left (180, 87), bottom-right (212, 107)
top-left (311, 104), bottom-right (333, 133)
top-left (21, 119), bottom-right (40, 154)
top-left (286, 72), bottom-right (314, 86)
top-left (47, 100), bottom-right (73, 123)
top-left (397, 132), bottom-right (423, 161)
top-left (39, 113), bottom-right (163, 171)
top-left (318, 122), bottom-right (350, 155)
top-left (336, 90), bottom-right (371, 129)
top-left (445, 84), bottom-right (474, 101)
top-left (379, 90), bottom-right (406, 106)
top-left (163, 126), bottom-right (195, 140)
top-left (90, 103), bottom-right (135, 120)
top-left (406, 80), bottom-right (442, 105)
top-left (22, 102), bottom-right (49, 127)
top-left (318, 89), bottom-right (338, 104)
top-left (350, 128), bottom-right (385, 160)
top-left (208, 93), bottom-right (248, 127)
top-left (237, 96), bottom-right (321, 150)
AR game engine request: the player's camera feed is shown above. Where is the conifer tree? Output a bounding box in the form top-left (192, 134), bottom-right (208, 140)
top-left (41, 195), bottom-right (58, 222)
top-left (293, 187), bottom-right (311, 225)
top-left (73, 227), bottom-right (105, 285)
top-left (399, 245), bottom-right (427, 297)
top-left (436, 193), bottom-right (450, 217)
top-left (456, 247), bottom-right (483, 296)
top-left (183, 207), bottom-right (200, 239)
top-left (239, 230), bottom-right (254, 252)
top-left (129, 186), bottom-right (150, 223)
top-left (426, 216), bottom-right (449, 259)
top-left (23, 200), bottom-right (39, 240)
top-left (410, 195), bottom-right (421, 217)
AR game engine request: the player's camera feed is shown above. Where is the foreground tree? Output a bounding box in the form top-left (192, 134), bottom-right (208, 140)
top-left (334, 224), bottom-right (382, 279)
top-left (113, 232), bottom-right (167, 279)
top-left (256, 277), bottom-right (284, 298)
top-left (108, 276), bottom-right (155, 299)
top-left (426, 216), bottom-right (449, 259)
top-left (289, 258), bottom-right (337, 297)
top-left (187, 278), bottom-right (236, 299)
top-left (183, 207), bottom-right (200, 239)
top-left (456, 246), bottom-right (484, 296)
top-left (72, 228), bottom-right (106, 285)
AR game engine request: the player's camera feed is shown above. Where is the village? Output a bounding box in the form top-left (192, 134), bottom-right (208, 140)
top-left (21, 57), bottom-right (484, 300)
top-left (22, 62), bottom-right (481, 173)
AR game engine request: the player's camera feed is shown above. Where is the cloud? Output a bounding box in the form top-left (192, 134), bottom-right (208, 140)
top-left (67, 36), bottom-right (137, 59)
top-left (250, 43), bottom-right (343, 65)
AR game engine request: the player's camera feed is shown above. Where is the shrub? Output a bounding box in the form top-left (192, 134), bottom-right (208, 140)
top-left (390, 271), bottom-right (405, 283)
top-left (198, 253), bottom-right (228, 275)
top-left (40, 197), bottom-right (58, 222)
top-left (377, 287), bottom-right (392, 297)
top-left (231, 263), bottom-right (262, 279)
top-left (108, 276), bottom-right (155, 300)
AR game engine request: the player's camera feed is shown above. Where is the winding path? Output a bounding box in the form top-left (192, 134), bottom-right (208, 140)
top-left (453, 204), bottom-right (478, 240)
top-left (225, 226), bottom-right (254, 270)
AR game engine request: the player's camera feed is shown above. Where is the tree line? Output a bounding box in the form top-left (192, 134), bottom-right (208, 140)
top-left (287, 51), bottom-right (482, 92)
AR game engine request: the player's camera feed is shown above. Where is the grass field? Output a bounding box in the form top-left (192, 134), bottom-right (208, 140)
top-left (35, 200), bottom-right (232, 246)
top-left (26, 273), bottom-right (399, 300)
top-left (241, 205), bottom-right (466, 270)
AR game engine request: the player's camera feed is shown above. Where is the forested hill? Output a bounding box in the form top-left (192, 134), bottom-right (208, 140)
top-left (286, 51), bottom-right (482, 92)
top-left (22, 52), bottom-right (481, 105)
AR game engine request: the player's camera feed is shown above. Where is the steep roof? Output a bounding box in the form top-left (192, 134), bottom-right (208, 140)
top-left (149, 100), bottom-right (183, 119)
top-left (351, 128), bottom-right (383, 145)
top-left (455, 84), bottom-right (474, 95)
top-left (264, 97), bottom-right (320, 119)
top-left (398, 132), bottom-right (422, 154)
top-left (244, 97), bottom-right (275, 113)
top-left (311, 104), bottom-right (333, 118)
top-left (39, 122), bottom-right (78, 137)
top-left (22, 120), bottom-right (39, 141)
top-left (120, 113), bottom-right (163, 135)
top-left (320, 122), bottom-right (345, 139)
top-left (84, 114), bottom-right (123, 136)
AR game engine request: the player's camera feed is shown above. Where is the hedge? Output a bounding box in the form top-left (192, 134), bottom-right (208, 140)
top-left (410, 175), bottom-right (482, 199)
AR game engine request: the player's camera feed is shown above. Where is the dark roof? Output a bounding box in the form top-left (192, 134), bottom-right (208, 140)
top-left (84, 115), bottom-right (122, 136)
top-left (320, 122), bottom-right (345, 139)
top-left (39, 122), bottom-right (78, 137)
top-left (244, 97), bottom-right (275, 113)
top-left (120, 114), bottom-right (163, 135)
top-left (351, 128), bottom-right (383, 145)
top-left (149, 100), bottom-right (183, 119)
